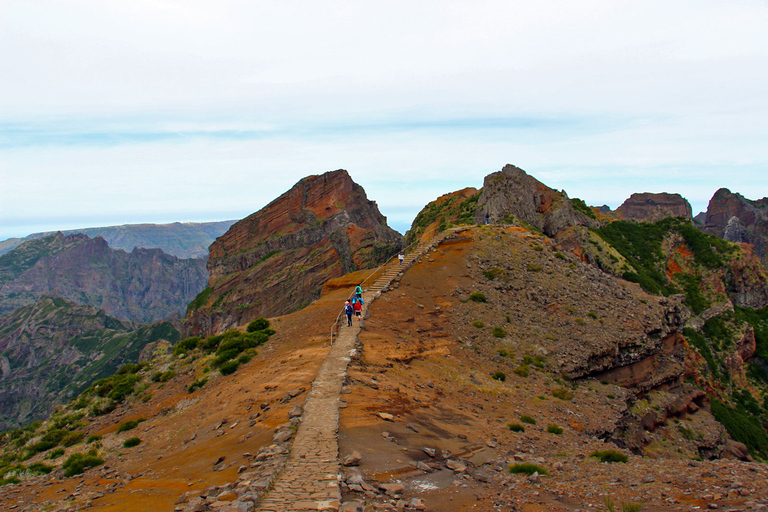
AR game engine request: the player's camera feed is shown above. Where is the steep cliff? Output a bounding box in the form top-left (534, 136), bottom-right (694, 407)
top-left (473, 164), bottom-right (595, 236)
top-left (701, 188), bottom-right (768, 267)
top-left (0, 220), bottom-right (236, 259)
top-left (184, 170), bottom-right (403, 336)
top-left (0, 296), bottom-right (179, 430)
top-left (614, 192), bottom-right (693, 222)
top-left (0, 233), bottom-right (208, 323)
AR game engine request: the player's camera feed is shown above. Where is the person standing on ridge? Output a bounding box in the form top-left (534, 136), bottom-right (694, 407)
top-left (398, 252), bottom-right (404, 265)
top-left (355, 284), bottom-right (362, 300)
top-left (345, 301), bottom-right (354, 327)
top-left (485, 212), bottom-right (490, 225)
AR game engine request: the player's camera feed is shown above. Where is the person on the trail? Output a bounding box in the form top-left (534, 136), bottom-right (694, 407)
top-left (355, 285), bottom-right (362, 299)
top-left (398, 252), bottom-right (404, 265)
top-left (354, 299), bottom-right (363, 320)
top-left (345, 301), bottom-right (354, 326)
top-left (485, 212), bottom-right (490, 225)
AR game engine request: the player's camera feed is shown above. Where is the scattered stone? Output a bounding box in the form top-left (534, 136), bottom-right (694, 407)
top-left (422, 447), bottom-right (436, 458)
top-left (528, 471), bottom-right (541, 484)
top-left (378, 412), bottom-right (395, 421)
top-left (339, 502), bottom-right (364, 512)
top-left (273, 430), bottom-right (293, 444)
top-left (405, 423), bottom-right (419, 433)
top-left (379, 483), bottom-right (405, 496)
top-left (342, 451), bottom-right (362, 467)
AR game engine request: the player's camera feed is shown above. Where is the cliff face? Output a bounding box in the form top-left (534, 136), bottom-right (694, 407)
top-left (614, 192), bottom-right (693, 222)
top-left (0, 220), bottom-right (236, 259)
top-left (0, 296), bottom-right (179, 429)
top-left (702, 188), bottom-right (768, 267)
top-left (474, 164), bottom-right (593, 236)
top-left (184, 170), bottom-right (403, 336)
top-left (0, 233), bottom-right (208, 323)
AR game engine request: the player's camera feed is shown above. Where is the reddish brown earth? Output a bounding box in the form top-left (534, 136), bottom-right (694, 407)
top-left (614, 193), bottom-right (693, 223)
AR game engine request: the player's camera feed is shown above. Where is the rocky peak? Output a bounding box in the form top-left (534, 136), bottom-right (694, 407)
top-left (474, 164), bottom-right (590, 236)
top-left (702, 188), bottom-right (768, 266)
top-left (614, 192), bottom-right (693, 222)
top-left (184, 169), bottom-right (403, 336)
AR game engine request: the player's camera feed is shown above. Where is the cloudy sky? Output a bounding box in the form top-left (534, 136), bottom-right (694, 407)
top-left (2, 1), bottom-right (767, 239)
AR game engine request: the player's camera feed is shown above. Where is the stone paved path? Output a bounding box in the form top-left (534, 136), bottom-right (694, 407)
top-left (257, 227), bottom-right (466, 511)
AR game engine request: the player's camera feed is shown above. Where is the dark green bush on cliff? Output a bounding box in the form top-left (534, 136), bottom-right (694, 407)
top-left (247, 317), bottom-right (270, 332)
top-left (62, 449), bottom-right (104, 477)
top-left (710, 398), bottom-right (768, 459)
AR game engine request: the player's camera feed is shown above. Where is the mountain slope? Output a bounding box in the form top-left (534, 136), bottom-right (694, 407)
top-left (700, 188), bottom-right (768, 267)
top-left (0, 232), bottom-right (208, 323)
top-left (0, 220), bottom-right (236, 259)
top-left (184, 169), bottom-right (403, 336)
top-left (0, 296), bottom-right (179, 430)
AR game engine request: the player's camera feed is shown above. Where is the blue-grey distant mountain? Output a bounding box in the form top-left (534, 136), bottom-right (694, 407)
top-left (0, 220), bottom-right (237, 259)
top-left (0, 232), bottom-right (208, 323)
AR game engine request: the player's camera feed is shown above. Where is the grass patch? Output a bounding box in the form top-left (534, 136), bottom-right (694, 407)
top-left (472, 321), bottom-right (485, 328)
top-left (62, 450), bottom-right (104, 477)
top-left (547, 424), bottom-right (564, 435)
top-left (508, 423), bottom-right (525, 432)
top-left (591, 449), bottom-right (628, 463)
top-left (509, 463), bottom-right (549, 476)
top-left (491, 371), bottom-right (506, 382)
top-left (469, 292), bottom-right (487, 303)
top-left (123, 437), bottom-right (141, 448)
top-left (552, 387), bottom-right (575, 401)
top-left (188, 377), bottom-right (208, 393)
top-left (514, 365), bottom-right (530, 377)
top-left (520, 415), bottom-right (537, 425)
top-left (116, 419), bottom-right (144, 434)
top-left (492, 327), bottom-right (506, 338)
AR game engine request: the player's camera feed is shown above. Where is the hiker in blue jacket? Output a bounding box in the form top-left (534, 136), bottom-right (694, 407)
top-left (345, 301), bottom-right (354, 326)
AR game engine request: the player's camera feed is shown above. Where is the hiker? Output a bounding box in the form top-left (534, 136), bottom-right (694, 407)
top-left (355, 284), bottom-right (362, 300)
top-left (354, 297), bottom-right (363, 320)
top-left (345, 301), bottom-right (354, 326)
top-left (398, 252), bottom-right (404, 265)
top-left (485, 212), bottom-right (490, 225)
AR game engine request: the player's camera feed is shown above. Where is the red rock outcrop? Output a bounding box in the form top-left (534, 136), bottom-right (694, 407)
top-left (184, 170), bottom-right (403, 336)
top-left (702, 188), bottom-right (768, 266)
top-left (614, 192), bottom-right (692, 222)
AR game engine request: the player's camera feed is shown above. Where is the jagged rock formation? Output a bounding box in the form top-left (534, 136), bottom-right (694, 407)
top-left (0, 296), bottom-right (179, 429)
top-left (404, 187), bottom-right (479, 246)
top-left (701, 188), bottom-right (768, 266)
top-left (0, 220), bottom-right (236, 259)
top-left (184, 170), bottom-right (403, 336)
top-left (474, 164), bottom-right (594, 236)
top-left (0, 232), bottom-right (208, 323)
top-left (614, 192), bottom-right (693, 222)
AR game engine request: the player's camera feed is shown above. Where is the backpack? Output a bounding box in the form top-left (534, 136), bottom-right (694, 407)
top-left (345, 304), bottom-right (353, 314)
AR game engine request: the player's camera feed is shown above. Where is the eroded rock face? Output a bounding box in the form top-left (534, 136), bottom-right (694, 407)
top-left (0, 233), bottom-right (208, 323)
top-left (702, 188), bottom-right (768, 266)
top-left (474, 164), bottom-right (591, 236)
top-left (184, 170), bottom-right (403, 336)
top-left (614, 193), bottom-right (693, 222)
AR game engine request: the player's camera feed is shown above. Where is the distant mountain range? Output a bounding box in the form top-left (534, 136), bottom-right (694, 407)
top-left (0, 232), bottom-right (208, 323)
top-left (0, 220), bottom-right (236, 259)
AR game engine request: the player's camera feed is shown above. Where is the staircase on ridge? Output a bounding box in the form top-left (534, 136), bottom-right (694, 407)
top-left (365, 226), bottom-right (467, 295)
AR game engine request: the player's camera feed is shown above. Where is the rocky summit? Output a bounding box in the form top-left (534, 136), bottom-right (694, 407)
top-left (184, 169), bottom-right (403, 336)
top-left (0, 232), bottom-right (208, 323)
top-left (614, 193), bottom-right (693, 223)
top-left (700, 188), bottom-right (768, 267)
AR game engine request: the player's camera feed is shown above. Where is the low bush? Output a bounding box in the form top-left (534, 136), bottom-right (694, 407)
top-left (491, 371), bottom-right (506, 382)
top-left (45, 448), bottom-right (65, 460)
top-left (547, 424), bottom-right (564, 435)
top-left (62, 450), bottom-right (104, 477)
top-left (492, 327), bottom-right (506, 338)
top-left (497, 349), bottom-right (509, 357)
top-left (90, 400), bottom-right (116, 417)
top-left (520, 415), bottom-right (536, 425)
top-left (527, 263), bottom-right (543, 272)
top-left (116, 419), bottom-right (144, 434)
top-left (123, 437), bottom-right (141, 448)
top-left (508, 423), bottom-right (525, 432)
top-left (27, 462), bottom-right (53, 475)
top-left (247, 317), bottom-right (270, 332)
top-left (472, 321), bottom-right (485, 328)
top-left (591, 449), bottom-right (628, 463)
top-left (188, 378), bottom-right (208, 393)
top-left (172, 336), bottom-right (201, 356)
top-left (219, 361), bottom-right (240, 376)
top-left (86, 434), bottom-right (102, 444)
top-left (552, 387), bottom-right (575, 401)
top-left (514, 365), bottom-right (530, 377)
top-left (151, 370), bottom-right (176, 382)
top-left (509, 463), bottom-right (549, 476)
top-left (61, 431), bottom-right (85, 447)
top-left (469, 292), bottom-right (487, 303)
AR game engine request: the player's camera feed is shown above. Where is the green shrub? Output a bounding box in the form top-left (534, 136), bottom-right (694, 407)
top-left (188, 378), bottom-right (208, 393)
top-left (86, 435), bottom-right (102, 444)
top-left (520, 415), bottom-right (536, 425)
top-left (116, 419), bottom-right (144, 434)
top-left (555, 252), bottom-right (566, 260)
top-left (45, 448), bottom-right (65, 460)
top-left (492, 327), bottom-right (506, 338)
top-left (62, 450), bottom-right (104, 477)
top-left (514, 365), bottom-right (530, 377)
top-left (213, 348), bottom-right (240, 367)
top-left (497, 349), bottom-right (509, 357)
top-left (508, 423), bottom-right (525, 432)
top-left (678, 426), bottom-right (697, 440)
top-left (247, 317), bottom-right (270, 332)
top-left (591, 449), bottom-right (628, 463)
top-left (469, 292), bottom-right (487, 303)
top-left (587, 311), bottom-right (597, 319)
top-left (472, 321), bottom-right (485, 328)
top-left (482, 268), bottom-right (504, 281)
top-left (509, 463), bottom-right (549, 476)
top-left (527, 263), bottom-right (543, 272)
top-left (90, 400), bottom-right (116, 417)
top-left (491, 371), bottom-right (506, 382)
top-left (219, 361), bottom-right (240, 376)
top-left (710, 398), bottom-right (768, 458)
top-left (603, 497), bottom-right (644, 512)
top-left (27, 462), bottom-right (53, 475)
top-left (123, 437), bottom-right (141, 448)
top-left (70, 396), bottom-right (90, 411)
top-left (151, 370), bottom-right (176, 382)
top-left (24, 429), bottom-right (68, 457)
top-left (547, 424), bottom-right (564, 435)
top-left (238, 354), bottom-right (253, 364)
top-left (552, 387), bottom-right (575, 401)
top-left (61, 431), bottom-right (85, 447)
top-left (172, 336), bottom-right (201, 356)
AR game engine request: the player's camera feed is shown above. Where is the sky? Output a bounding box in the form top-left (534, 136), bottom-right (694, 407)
top-left (2, 0), bottom-right (767, 239)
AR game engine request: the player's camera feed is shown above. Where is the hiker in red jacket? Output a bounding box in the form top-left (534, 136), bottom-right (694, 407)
top-left (353, 297), bottom-right (363, 321)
